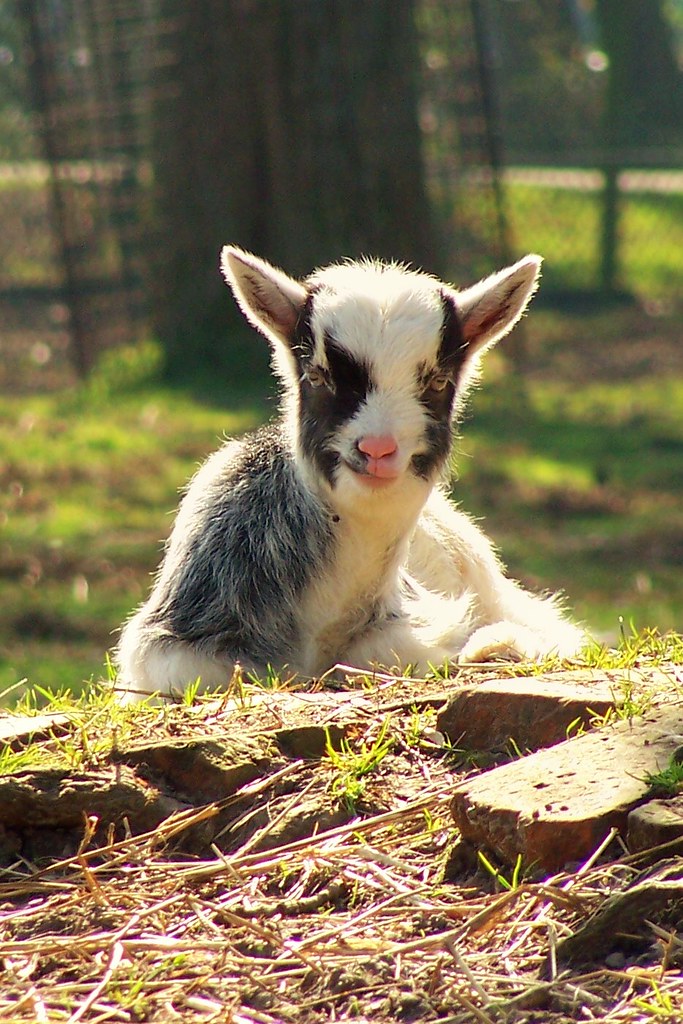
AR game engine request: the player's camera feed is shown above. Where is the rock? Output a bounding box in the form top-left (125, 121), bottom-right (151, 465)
top-left (0, 711), bottom-right (70, 744)
top-left (230, 791), bottom-right (351, 853)
top-left (0, 767), bottom-right (180, 833)
top-left (627, 795), bottom-right (683, 853)
top-left (114, 736), bottom-right (275, 802)
top-left (274, 724), bottom-right (345, 759)
top-left (437, 674), bottom-right (618, 752)
top-left (451, 703), bottom-right (683, 872)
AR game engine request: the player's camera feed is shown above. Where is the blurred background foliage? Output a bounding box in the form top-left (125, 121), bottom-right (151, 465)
top-left (0, 0), bottom-right (681, 696)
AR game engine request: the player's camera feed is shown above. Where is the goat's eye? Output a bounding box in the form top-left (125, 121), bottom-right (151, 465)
top-left (305, 366), bottom-right (328, 389)
top-left (428, 373), bottom-right (450, 392)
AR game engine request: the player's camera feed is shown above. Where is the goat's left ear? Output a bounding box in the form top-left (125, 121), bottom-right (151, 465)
top-left (221, 245), bottom-right (307, 347)
top-left (450, 255), bottom-right (542, 356)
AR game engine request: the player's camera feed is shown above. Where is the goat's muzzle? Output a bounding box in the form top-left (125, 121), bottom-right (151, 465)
top-left (354, 434), bottom-right (401, 484)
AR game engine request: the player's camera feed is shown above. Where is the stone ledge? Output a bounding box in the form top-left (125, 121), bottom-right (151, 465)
top-left (437, 673), bottom-right (619, 752)
top-left (450, 702), bottom-right (683, 872)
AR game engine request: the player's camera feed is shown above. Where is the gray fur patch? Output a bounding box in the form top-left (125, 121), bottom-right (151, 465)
top-left (139, 423), bottom-right (334, 665)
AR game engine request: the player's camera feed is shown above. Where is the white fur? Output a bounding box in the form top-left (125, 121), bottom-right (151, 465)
top-left (116, 248), bottom-right (584, 702)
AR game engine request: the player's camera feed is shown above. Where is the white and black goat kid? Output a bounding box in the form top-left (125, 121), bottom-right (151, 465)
top-left (116, 248), bottom-right (583, 701)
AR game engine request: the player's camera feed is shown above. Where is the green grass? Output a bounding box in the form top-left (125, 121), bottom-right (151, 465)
top-left (0, 346), bottom-right (265, 699)
top-left (324, 718), bottom-right (395, 812)
top-left (505, 182), bottom-right (683, 298)
top-left (644, 753), bottom-right (683, 798)
top-left (452, 320), bottom-right (683, 636)
top-left (477, 850), bottom-right (525, 892)
top-left (506, 183), bottom-right (600, 292)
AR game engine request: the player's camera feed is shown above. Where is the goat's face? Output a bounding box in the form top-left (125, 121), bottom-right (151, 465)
top-left (222, 248), bottom-right (541, 506)
top-left (293, 266), bottom-right (463, 497)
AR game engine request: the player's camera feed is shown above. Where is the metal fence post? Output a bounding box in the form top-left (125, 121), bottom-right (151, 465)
top-left (22, 0), bottom-right (93, 378)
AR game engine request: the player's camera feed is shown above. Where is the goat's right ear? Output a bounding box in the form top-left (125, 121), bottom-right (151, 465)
top-left (221, 246), bottom-right (307, 347)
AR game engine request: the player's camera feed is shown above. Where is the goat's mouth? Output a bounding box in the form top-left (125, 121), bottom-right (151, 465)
top-left (355, 472), bottom-right (398, 488)
top-left (343, 458), bottom-right (402, 486)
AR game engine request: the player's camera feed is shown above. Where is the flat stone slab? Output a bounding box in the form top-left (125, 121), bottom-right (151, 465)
top-left (451, 702), bottom-right (683, 872)
top-left (114, 736), bottom-right (274, 803)
top-left (437, 674), bottom-right (618, 752)
top-left (0, 767), bottom-right (181, 832)
top-left (0, 711), bottom-right (70, 744)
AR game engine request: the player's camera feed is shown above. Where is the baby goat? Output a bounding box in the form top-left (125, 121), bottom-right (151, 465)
top-left (116, 247), bottom-right (583, 701)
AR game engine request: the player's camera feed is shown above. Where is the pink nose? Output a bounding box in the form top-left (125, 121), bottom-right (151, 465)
top-left (357, 435), bottom-right (398, 460)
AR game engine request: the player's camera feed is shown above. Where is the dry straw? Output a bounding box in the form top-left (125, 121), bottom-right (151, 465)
top-left (1, 765), bottom-right (681, 1022)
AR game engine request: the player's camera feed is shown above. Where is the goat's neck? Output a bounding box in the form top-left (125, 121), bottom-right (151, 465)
top-left (291, 445), bottom-right (434, 587)
top-left (296, 464), bottom-right (431, 671)
top-left (299, 521), bottom-right (408, 675)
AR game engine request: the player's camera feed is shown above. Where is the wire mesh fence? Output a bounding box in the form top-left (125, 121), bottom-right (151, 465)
top-left (0, 0), bottom-right (681, 390)
top-left (0, 0), bottom-right (168, 390)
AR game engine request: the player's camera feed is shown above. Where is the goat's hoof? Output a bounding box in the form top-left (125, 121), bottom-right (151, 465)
top-left (458, 622), bottom-right (544, 665)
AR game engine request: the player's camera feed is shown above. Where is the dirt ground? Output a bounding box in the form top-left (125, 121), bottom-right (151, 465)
top-left (1, 667), bottom-right (682, 1022)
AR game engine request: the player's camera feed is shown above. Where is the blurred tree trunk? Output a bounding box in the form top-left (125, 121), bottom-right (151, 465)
top-left (595, 0), bottom-right (683, 152)
top-left (595, 0), bottom-right (683, 293)
top-left (154, 0), bottom-right (435, 375)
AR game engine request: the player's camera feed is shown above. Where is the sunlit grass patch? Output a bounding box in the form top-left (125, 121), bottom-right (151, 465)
top-left (451, 359), bottom-right (683, 638)
top-left (0, 367), bottom-right (264, 699)
top-left (0, 675), bottom-right (162, 771)
top-left (506, 183), bottom-right (601, 292)
top-left (644, 753), bottom-right (683, 798)
top-left (324, 717), bottom-right (395, 812)
top-left (506, 180), bottom-right (683, 298)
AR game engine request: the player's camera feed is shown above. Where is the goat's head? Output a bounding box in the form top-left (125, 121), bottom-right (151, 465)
top-left (221, 247), bottom-right (540, 508)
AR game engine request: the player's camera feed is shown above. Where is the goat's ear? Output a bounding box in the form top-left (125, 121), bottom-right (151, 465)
top-left (221, 245), bottom-right (307, 347)
top-left (450, 255), bottom-right (542, 357)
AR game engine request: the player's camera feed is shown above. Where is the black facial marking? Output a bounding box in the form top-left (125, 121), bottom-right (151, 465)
top-left (416, 291), bottom-right (468, 424)
top-left (411, 420), bottom-right (452, 480)
top-left (291, 288), bottom-right (318, 364)
top-left (298, 330), bottom-right (374, 486)
top-left (411, 291), bottom-right (468, 480)
top-left (437, 289), bottom-right (468, 378)
top-left (419, 375), bottom-right (456, 423)
top-left (324, 334), bottom-right (373, 403)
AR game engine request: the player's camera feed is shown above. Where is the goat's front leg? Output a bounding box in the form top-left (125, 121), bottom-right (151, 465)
top-left (342, 586), bottom-right (474, 676)
top-left (407, 488), bottom-right (585, 663)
